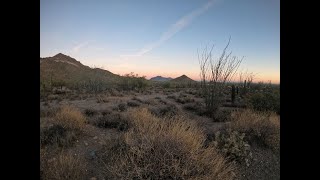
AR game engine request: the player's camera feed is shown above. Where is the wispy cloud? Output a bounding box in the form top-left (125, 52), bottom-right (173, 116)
top-left (71, 41), bottom-right (89, 53)
top-left (121, 0), bottom-right (216, 58)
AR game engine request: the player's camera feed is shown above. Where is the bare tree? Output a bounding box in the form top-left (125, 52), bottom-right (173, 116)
top-left (198, 38), bottom-right (243, 118)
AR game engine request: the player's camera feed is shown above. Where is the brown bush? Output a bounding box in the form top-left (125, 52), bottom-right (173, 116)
top-left (99, 108), bottom-right (236, 180)
top-left (54, 105), bottom-right (86, 131)
top-left (92, 113), bottom-right (130, 131)
top-left (41, 151), bottom-right (87, 180)
top-left (149, 104), bottom-right (179, 118)
top-left (229, 109), bottom-right (280, 152)
top-left (40, 124), bottom-right (77, 147)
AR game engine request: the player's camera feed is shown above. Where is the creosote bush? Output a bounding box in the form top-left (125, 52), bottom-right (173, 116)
top-left (99, 108), bottom-right (236, 180)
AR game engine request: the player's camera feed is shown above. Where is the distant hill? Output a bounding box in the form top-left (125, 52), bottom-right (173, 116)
top-left (40, 53), bottom-right (120, 86)
top-left (150, 76), bottom-right (173, 82)
top-left (171, 75), bottom-right (196, 83)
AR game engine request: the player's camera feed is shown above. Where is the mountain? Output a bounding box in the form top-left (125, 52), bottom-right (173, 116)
top-left (171, 75), bottom-right (196, 83)
top-left (150, 76), bottom-right (173, 82)
top-left (40, 53), bottom-right (120, 85)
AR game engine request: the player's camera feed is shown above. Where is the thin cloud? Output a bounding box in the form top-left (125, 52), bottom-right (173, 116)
top-left (71, 41), bottom-right (89, 53)
top-left (121, 0), bottom-right (216, 58)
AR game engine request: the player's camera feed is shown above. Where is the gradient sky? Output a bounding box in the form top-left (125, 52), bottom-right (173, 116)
top-left (40, 0), bottom-right (280, 83)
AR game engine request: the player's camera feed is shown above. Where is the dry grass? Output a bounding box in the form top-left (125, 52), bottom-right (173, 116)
top-left (41, 151), bottom-right (87, 180)
top-left (229, 109), bottom-right (280, 152)
top-left (40, 124), bottom-right (77, 147)
top-left (99, 108), bottom-right (236, 180)
top-left (54, 105), bottom-right (86, 131)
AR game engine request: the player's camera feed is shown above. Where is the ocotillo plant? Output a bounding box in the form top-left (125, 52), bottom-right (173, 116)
top-left (198, 38), bottom-right (243, 118)
top-left (231, 85), bottom-right (236, 104)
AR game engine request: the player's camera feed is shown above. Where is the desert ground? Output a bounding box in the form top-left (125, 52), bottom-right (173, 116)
top-left (40, 83), bottom-right (279, 180)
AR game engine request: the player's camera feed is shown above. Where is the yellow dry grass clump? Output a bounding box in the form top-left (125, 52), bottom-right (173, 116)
top-left (101, 108), bottom-right (236, 180)
top-left (41, 150), bottom-right (87, 180)
top-left (230, 109), bottom-right (280, 152)
top-left (54, 105), bottom-right (86, 131)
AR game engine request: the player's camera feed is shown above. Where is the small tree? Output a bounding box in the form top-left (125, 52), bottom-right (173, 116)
top-left (198, 38), bottom-right (243, 118)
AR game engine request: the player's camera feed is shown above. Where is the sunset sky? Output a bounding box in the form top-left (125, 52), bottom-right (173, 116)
top-left (40, 0), bottom-right (280, 83)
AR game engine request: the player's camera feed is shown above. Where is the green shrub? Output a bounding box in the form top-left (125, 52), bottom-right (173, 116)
top-left (213, 129), bottom-right (252, 166)
top-left (247, 91), bottom-right (280, 114)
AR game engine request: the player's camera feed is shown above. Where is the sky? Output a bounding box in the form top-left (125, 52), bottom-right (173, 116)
top-left (40, 0), bottom-right (280, 83)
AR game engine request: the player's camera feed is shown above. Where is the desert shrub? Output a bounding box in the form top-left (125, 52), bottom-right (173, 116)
top-left (93, 113), bottom-right (130, 131)
top-left (158, 99), bottom-right (167, 104)
top-left (230, 109), bottom-right (280, 152)
top-left (117, 103), bottom-right (127, 111)
top-left (84, 108), bottom-right (98, 117)
top-left (167, 95), bottom-right (177, 100)
top-left (101, 109), bottom-right (112, 116)
top-left (183, 103), bottom-right (198, 111)
top-left (40, 125), bottom-right (77, 147)
top-left (149, 104), bottom-right (178, 118)
top-left (214, 109), bottom-right (232, 122)
top-left (119, 72), bottom-right (148, 91)
top-left (143, 98), bottom-right (158, 105)
top-left (183, 102), bottom-right (210, 117)
top-left (40, 107), bottom-right (59, 117)
top-left (41, 152), bottom-right (87, 180)
top-left (54, 105), bottom-right (86, 131)
top-left (176, 94), bottom-right (195, 104)
top-left (96, 95), bottom-right (109, 103)
top-left (213, 129), bottom-right (252, 166)
top-left (247, 91), bottom-right (280, 114)
top-left (162, 82), bottom-right (171, 88)
top-left (47, 94), bottom-right (59, 100)
top-left (98, 108), bottom-right (236, 179)
top-left (127, 100), bottom-right (140, 107)
top-left (185, 89), bottom-right (197, 95)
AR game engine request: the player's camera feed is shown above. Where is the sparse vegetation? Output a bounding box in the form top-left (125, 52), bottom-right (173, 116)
top-left (229, 109), bottom-right (280, 152)
top-left (40, 124), bottom-right (77, 147)
top-left (93, 113), bottom-right (130, 131)
top-left (54, 105), bottom-right (87, 131)
top-left (127, 100), bottom-right (140, 107)
top-left (213, 129), bottom-right (252, 166)
top-left (41, 151), bottom-right (87, 180)
top-left (40, 53), bottom-right (279, 179)
top-left (99, 108), bottom-right (236, 179)
top-left (84, 108), bottom-right (98, 117)
top-left (149, 104), bottom-right (179, 118)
